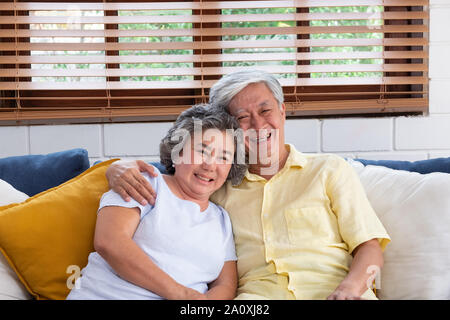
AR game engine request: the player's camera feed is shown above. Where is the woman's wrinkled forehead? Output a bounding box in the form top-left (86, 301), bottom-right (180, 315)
top-left (189, 128), bottom-right (235, 153)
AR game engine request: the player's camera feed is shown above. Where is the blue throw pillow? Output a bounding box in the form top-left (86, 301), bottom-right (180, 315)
top-left (92, 160), bottom-right (167, 174)
top-left (0, 148), bottom-right (90, 196)
top-left (354, 157), bottom-right (450, 174)
top-left (149, 162), bottom-right (167, 174)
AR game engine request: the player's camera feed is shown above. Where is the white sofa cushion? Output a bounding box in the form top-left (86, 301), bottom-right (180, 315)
top-left (0, 179), bottom-right (32, 300)
top-left (348, 159), bottom-right (450, 300)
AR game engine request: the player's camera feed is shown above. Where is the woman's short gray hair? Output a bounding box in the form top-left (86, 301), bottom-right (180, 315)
top-left (159, 104), bottom-right (247, 185)
top-left (208, 70), bottom-right (284, 112)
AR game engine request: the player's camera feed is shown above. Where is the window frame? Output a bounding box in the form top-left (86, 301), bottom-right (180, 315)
top-left (0, 0), bottom-right (429, 125)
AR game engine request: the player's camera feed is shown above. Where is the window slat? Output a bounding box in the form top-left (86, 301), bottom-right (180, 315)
top-left (0, 76), bottom-right (428, 91)
top-left (0, 38), bottom-right (429, 52)
top-left (0, 25), bottom-right (428, 38)
top-left (0, 64), bottom-right (428, 78)
top-left (0, 11), bottom-right (428, 24)
top-left (0, 1), bottom-right (429, 11)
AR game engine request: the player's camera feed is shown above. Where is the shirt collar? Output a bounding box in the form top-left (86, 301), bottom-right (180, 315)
top-left (284, 144), bottom-right (308, 169)
top-left (235, 144), bottom-right (308, 186)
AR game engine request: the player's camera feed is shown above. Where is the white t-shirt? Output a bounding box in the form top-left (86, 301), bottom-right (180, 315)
top-left (66, 167), bottom-right (237, 300)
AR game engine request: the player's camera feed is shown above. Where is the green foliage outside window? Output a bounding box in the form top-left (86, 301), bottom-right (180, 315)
top-left (31, 6), bottom-right (384, 83)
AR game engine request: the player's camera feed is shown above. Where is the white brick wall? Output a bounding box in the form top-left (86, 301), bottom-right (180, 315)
top-left (396, 115), bottom-right (450, 150)
top-left (284, 119), bottom-right (320, 153)
top-left (429, 80), bottom-right (450, 113)
top-left (29, 124), bottom-right (102, 157)
top-left (0, 126), bottom-right (28, 157)
top-left (1, 3), bottom-right (450, 163)
top-left (322, 118), bottom-right (393, 152)
top-left (103, 122), bottom-right (172, 157)
top-left (429, 44), bottom-right (450, 79)
top-left (430, 7), bottom-right (450, 42)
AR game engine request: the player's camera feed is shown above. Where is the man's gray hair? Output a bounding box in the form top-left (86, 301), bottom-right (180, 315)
top-left (159, 104), bottom-right (247, 185)
top-left (208, 70), bottom-right (284, 112)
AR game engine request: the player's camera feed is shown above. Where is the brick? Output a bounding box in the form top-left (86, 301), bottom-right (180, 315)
top-left (104, 122), bottom-right (172, 157)
top-left (429, 44), bottom-right (450, 79)
top-left (322, 118), bottom-right (392, 152)
top-left (396, 115), bottom-right (450, 150)
top-left (428, 151), bottom-right (450, 159)
top-left (284, 119), bottom-right (320, 153)
top-left (0, 126), bottom-right (29, 157)
top-left (430, 0), bottom-right (450, 6)
top-left (30, 124), bottom-right (102, 157)
top-left (356, 152), bottom-right (428, 162)
top-left (430, 7), bottom-right (450, 43)
top-left (429, 80), bottom-right (450, 114)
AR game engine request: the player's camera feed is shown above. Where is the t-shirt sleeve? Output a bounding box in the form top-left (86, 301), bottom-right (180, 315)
top-left (219, 207), bottom-right (237, 262)
top-left (327, 157), bottom-right (391, 254)
top-left (98, 171), bottom-right (158, 220)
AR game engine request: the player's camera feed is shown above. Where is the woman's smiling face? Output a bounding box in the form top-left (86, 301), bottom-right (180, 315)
top-left (173, 128), bottom-right (235, 201)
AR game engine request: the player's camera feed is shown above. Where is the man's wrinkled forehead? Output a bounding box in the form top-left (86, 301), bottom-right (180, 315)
top-left (230, 100), bottom-right (270, 115)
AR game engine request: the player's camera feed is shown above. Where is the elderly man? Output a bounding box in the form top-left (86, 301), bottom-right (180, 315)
top-left (105, 70), bottom-right (390, 300)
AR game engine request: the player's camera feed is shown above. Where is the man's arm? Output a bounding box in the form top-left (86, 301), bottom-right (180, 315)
top-left (327, 238), bottom-right (383, 300)
top-left (105, 160), bottom-right (158, 206)
top-left (205, 261), bottom-right (237, 300)
top-left (94, 206), bottom-right (205, 300)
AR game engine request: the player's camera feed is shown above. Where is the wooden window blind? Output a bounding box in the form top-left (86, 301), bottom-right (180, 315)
top-left (0, 0), bottom-right (429, 125)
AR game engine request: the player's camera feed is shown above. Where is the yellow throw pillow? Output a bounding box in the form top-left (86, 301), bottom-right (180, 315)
top-left (0, 159), bottom-right (118, 300)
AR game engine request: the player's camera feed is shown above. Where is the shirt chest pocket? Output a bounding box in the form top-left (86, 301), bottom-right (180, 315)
top-left (284, 207), bottom-right (340, 245)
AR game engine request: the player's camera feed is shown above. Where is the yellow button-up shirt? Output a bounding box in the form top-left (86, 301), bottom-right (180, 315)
top-left (211, 144), bottom-right (390, 300)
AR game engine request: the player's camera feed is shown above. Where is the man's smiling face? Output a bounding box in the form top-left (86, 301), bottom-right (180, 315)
top-left (228, 82), bottom-right (286, 167)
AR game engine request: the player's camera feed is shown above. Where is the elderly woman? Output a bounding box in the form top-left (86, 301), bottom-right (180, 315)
top-left (66, 104), bottom-right (246, 300)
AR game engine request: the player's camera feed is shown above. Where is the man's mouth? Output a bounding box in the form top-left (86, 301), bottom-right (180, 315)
top-left (250, 132), bottom-right (272, 143)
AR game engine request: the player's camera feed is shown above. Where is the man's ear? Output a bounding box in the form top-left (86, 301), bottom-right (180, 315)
top-left (280, 103), bottom-right (287, 119)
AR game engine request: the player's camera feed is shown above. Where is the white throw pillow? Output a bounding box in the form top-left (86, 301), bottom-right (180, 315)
top-left (0, 179), bottom-right (32, 300)
top-left (348, 159), bottom-right (450, 300)
top-left (0, 179), bottom-right (28, 206)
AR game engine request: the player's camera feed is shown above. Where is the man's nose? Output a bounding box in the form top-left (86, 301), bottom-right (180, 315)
top-left (251, 114), bottom-right (265, 130)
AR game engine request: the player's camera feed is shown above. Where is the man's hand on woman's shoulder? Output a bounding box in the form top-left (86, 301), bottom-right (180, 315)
top-left (106, 159), bottom-right (158, 206)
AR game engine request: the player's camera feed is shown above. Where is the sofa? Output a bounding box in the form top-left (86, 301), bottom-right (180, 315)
top-left (0, 148), bottom-right (449, 300)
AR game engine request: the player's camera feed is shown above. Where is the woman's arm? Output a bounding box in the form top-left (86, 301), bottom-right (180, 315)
top-left (205, 261), bottom-right (238, 300)
top-left (94, 206), bottom-right (205, 300)
top-left (327, 238), bottom-right (383, 300)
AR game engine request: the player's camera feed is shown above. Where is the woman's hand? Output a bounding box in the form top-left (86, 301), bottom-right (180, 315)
top-left (106, 160), bottom-right (158, 206)
top-left (205, 261), bottom-right (237, 300)
top-left (171, 286), bottom-right (207, 300)
top-left (327, 284), bottom-right (364, 300)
